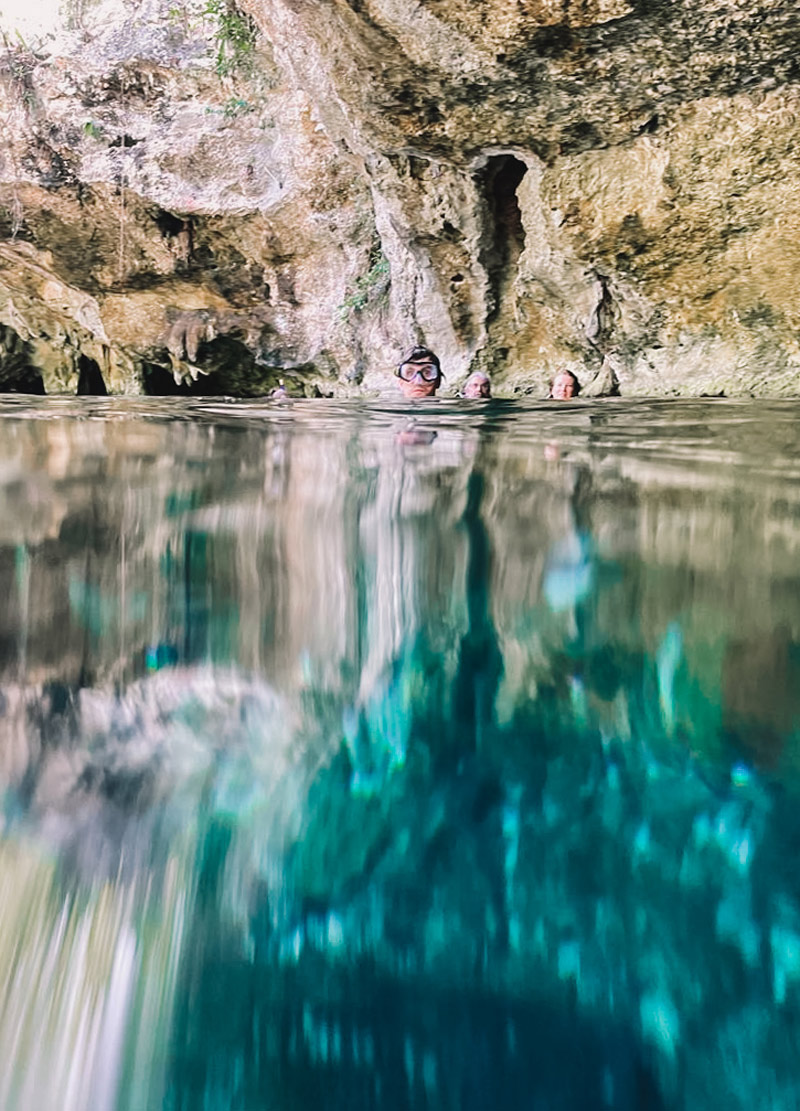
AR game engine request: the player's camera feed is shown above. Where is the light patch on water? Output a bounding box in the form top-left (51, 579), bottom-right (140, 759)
top-left (557, 940), bottom-right (580, 983)
top-left (712, 804), bottom-right (755, 874)
top-left (771, 922), bottom-right (800, 1005)
top-left (731, 763), bottom-right (753, 788)
top-left (0, 845), bottom-right (138, 1111)
top-left (87, 924), bottom-right (136, 1110)
top-left (602, 1066), bottom-right (615, 1107)
top-left (403, 1035), bottom-right (416, 1090)
top-left (640, 991), bottom-right (680, 1058)
top-left (422, 1049), bottom-right (438, 1097)
top-left (633, 823), bottom-right (651, 858)
top-left (327, 913), bottom-right (344, 949)
top-left (0, 839), bottom-right (191, 1111)
top-left (501, 786), bottom-right (522, 934)
top-left (716, 891), bottom-right (761, 967)
top-left (543, 534), bottom-right (595, 612)
top-left (656, 621), bottom-right (683, 735)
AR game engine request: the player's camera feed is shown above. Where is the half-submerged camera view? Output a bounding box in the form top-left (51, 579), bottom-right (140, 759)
top-left (1, 395), bottom-right (800, 1110)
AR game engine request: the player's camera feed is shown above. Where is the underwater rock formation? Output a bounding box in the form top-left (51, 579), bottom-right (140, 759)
top-left (1, 0), bottom-right (800, 395)
top-left (3, 397), bottom-right (800, 1105)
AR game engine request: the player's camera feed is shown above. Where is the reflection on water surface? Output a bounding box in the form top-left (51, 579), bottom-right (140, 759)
top-left (1, 395), bottom-right (800, 1109)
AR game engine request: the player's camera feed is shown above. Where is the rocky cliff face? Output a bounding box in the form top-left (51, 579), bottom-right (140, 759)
top-left (1, 0), bottom-right (799, 397)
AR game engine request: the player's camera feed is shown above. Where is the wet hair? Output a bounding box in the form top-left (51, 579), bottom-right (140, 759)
top-left (396, 346), bottom-right (442, 376)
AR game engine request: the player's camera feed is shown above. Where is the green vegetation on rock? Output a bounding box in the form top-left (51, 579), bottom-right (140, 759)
top-left (203, 0), bottom-right (256, 78)
top-left (338, 252), bottom-right (390, 321)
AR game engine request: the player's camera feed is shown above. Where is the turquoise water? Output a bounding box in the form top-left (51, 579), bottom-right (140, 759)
top-left (1, 395), bottom-right (800, 1109)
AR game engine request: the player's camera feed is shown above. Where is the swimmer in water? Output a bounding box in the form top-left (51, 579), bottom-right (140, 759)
top-left (462, 371), bottom-right (492, 399)
top-left (395, 346), bottom-right (442, 399)
top-left (549, 370), bottom-right (581, 399)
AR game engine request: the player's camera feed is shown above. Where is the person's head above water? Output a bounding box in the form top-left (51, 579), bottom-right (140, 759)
top-left (395, 346), bottom-right (442, 399)
top-left (462, 371), bottom-right (492, 399)
top-left (549, 369), bottom-right (581, 399)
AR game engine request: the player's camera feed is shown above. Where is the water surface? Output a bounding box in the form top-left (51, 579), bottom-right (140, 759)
top-left (1, 395), bottom-right (800, 1110)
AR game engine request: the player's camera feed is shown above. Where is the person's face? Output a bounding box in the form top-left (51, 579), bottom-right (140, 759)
top-left (463, 374), bottom-right (491, 399)
top-left (551, 372), bottom-right (577, 400)
top-left (397, 359), bottom-right (441, 399)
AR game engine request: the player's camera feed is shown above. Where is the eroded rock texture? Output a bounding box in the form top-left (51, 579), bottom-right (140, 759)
top-left (1, 0), bottom-right (800, 396)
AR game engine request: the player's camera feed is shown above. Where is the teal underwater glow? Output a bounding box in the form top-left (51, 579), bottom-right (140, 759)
top-left (0, 396), bottom-right (799, 1109)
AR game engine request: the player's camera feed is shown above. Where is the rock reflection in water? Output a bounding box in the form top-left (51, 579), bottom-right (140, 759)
top-left (0, 398), bottom-right (800, 1108)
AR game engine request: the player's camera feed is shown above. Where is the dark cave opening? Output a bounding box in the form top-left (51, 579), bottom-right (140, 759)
top-left (155, 209), bottom-right (188, 238)
top-left (3, 367), bottom-right (46, 395)
top-left (77, 354), bottom-right (108, 396)
top-left (477, 155), bottom-right (528, 323)
top-left (142, 362), bottom-right (226, 397)
top-left (143, 336), bottom-right (275, 397)
top-left (0, 325), bottom-right (46, 394)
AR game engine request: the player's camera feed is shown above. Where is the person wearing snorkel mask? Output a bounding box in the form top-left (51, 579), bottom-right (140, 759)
top-left (394, 346), bottom-right (443, 399)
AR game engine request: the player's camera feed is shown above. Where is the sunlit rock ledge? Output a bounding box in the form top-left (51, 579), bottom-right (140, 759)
top-left (1, 0), bottom-right (799, 398)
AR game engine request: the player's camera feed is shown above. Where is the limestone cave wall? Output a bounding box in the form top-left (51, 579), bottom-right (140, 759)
top-left (0, 0), bottom-right (799, 396)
